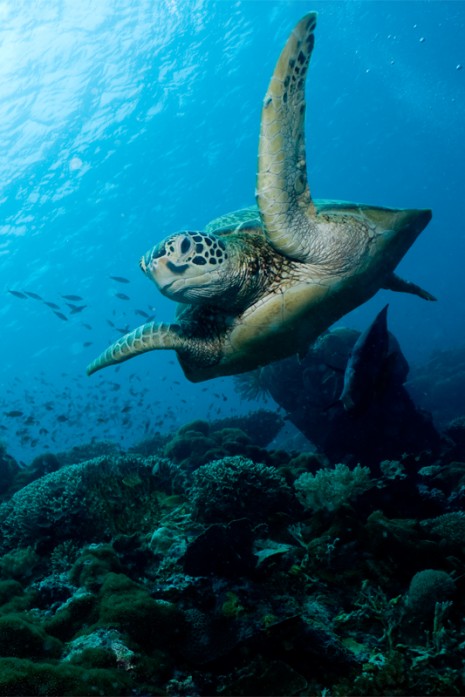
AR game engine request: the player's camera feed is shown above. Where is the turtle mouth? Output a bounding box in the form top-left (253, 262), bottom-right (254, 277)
top-left (160, 274), bottom-right (216, 300)
top-left (156, 265), bottom-right (228, 304)
top-left (146, 257), bottom-right (187, 292)
top-left (166, 260), bottom-right (190, 275)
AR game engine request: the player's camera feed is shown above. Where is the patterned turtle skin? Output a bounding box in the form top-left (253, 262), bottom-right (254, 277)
top-left (87, 13), bottom-right (434, 383)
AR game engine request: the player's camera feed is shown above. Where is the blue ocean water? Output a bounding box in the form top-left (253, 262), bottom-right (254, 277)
top-left (0, 0), bottom-right (464, 461)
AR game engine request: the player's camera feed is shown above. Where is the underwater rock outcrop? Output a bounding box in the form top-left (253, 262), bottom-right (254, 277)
top-left (0, 445), bottom-right (20, 498)
top-left (236, 325), bottom-right (441, 467)
top-left (445, 416), bottom-right (465, 460)
top-left (407, 344), bottom-right (465, 426)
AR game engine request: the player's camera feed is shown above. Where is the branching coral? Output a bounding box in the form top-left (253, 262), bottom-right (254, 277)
top-left (294, 463), bottom-right (373, 512)
top-left (233, 368), bottom-right (270, 401)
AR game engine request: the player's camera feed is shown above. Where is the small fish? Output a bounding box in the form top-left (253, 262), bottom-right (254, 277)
top-left (106, 319), bottom-right (116, 328)
top-left (53, 311), bottom-right (68, 321)
top-left (4, 410), bottom-right (23, 417)
top-left (83, 341), bottom-right (93, 347)
top-left (8, 290), bottom-right (28, 299)
top-left (110, 275), bottom-right (131, 284)
top-left (116, 326), bottom-right (130, 334)
top-left (66, 303), bottom-right (87, 314)
top-left (24, 291), bottom-right (42, 300)
top-left (81, 323), bottom-right (93, 330)
top-left (56, 415), bottom-right (69, 422)
top-left (115, 293), bottom-right (130, 301)
top-left (135, 309), bottom-right (150, 318)
top-left (62, 294), bottom-right (83, 301)
top-left (44, 301), bottom-right (60, 309)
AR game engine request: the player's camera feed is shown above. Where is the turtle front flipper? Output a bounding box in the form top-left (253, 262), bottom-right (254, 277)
top-left (86, 321), bottom-right (186, 376)
top-left (257, 12), bottom-right (318, 261)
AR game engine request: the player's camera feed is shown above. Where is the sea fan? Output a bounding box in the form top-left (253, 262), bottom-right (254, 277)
top-left (233, 368), bottom-right (270, 401)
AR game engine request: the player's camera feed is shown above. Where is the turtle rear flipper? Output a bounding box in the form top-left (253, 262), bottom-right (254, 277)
top-left (383, 273), bottom-right (437, 301)
top-left (87, 322), bottom-right (187, 376)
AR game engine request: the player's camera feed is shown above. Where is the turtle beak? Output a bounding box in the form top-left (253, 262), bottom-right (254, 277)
top-left (140, 249), bottom-right (156, 277)
top-left (149, 257), bottom-right (176, 293)
top-left (139, 252), bottom-right (170, 292)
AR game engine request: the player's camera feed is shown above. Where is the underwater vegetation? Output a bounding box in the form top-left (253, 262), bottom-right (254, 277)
top-left (1, 323), bottom-right (465, 697)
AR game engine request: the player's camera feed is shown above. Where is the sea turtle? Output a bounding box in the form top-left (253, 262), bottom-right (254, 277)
top-left (87, 12), bottom-right (434, 383)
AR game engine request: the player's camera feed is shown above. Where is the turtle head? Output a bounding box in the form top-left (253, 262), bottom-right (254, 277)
top-left (140, 231), bottom-right (231, 303)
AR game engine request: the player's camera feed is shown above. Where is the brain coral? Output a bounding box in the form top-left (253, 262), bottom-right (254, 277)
top-left (190, 455), bottom-right (295, 523)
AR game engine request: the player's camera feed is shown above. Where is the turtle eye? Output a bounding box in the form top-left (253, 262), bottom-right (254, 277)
top-left (180, 237), bottom-right (191, 255)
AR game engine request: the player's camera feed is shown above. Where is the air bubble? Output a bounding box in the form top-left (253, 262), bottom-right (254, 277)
top-left (69, 156), bottom-right (83, 172)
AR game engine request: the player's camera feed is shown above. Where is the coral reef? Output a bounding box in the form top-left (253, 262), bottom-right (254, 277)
top-left (0, 455), bottom-right (161, 554)
top-left (0, 445), bottom-right (20, 498)
top-left (0, 369), bottom-right (464, 696)
top-left (160, 418), bottom-right (281, 470)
